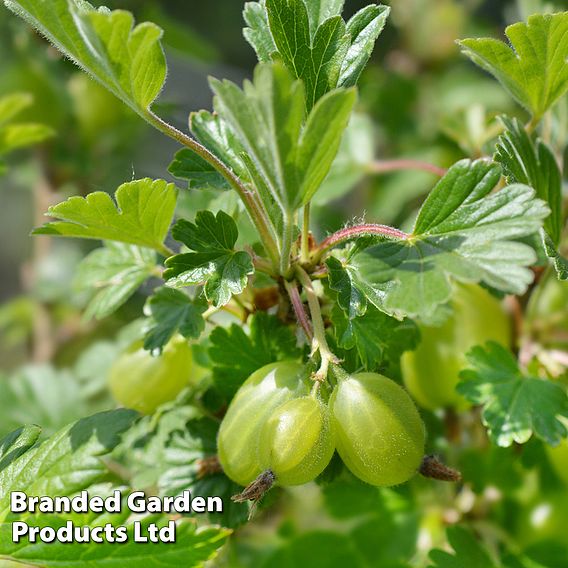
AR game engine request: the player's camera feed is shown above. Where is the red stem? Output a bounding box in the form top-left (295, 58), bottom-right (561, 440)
top-left (284, 280), bottom-right (313, 342)
top-left (316, 224), bottom-right (408, 259)
top-left (368, 159), bottom-right (447, 177)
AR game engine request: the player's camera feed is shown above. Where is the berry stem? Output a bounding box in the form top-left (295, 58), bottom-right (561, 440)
top-left (295, 265), bottom-right (338, 382)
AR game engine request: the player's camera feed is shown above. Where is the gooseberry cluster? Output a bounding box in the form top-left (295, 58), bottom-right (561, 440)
top-left (218, 361), bottom-right (425, 491)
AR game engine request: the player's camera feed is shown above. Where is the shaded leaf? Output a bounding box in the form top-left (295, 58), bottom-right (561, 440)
top-left (0, 425), bottom-right (41, 473)
top-left (429, 526), bottom-right (499, 568)
top-left (168, 148), bottom-right (230, 191)
top-left (164, 211), bottom-right (253, 307)
top-left (495, 116), bottom-right (561, 245)
top-left (331, 302), bottom-right (419, 370)
top-left (143, 288), bottom-right (206, 351)
top-left (209, 312), bottom-right (301, 399)
top-left (0, 409), bottom-right (137, 522)
top-left (458, 342), bottom-right (568, 447)
top-left (75, 242), bottom-right (156, 320)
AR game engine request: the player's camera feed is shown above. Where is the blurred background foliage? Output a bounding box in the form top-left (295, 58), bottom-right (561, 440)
top-left (1, 1), bottom-right (568, 567)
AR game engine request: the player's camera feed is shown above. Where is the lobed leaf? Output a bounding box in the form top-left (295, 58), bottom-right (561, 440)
top-left (331, 302), bottom-right (419, 370)
top-left (458, 12), bottom-right (568, 120)
top-left (164, 211), bottom-right (253, 307)
top-left (143, 288), bottom-right (206, 351)
top-left (209, 312), bottom-right (301, 399)
top-left (458, 342), bottom-right (568, 447)
top-left (34, 178), bottom-right (177, 255)
top-left (3, 0), bottom-right (167, 116)
top-left (331, 160), bottom-right (549, 321)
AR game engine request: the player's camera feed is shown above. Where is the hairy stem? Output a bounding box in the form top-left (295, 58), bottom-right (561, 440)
top-left (280, 212), bottom-right (295, 276)
top-left (367, 159), bottom-right (447, 177)
top-left (144, 111), bottom-right (280, 269)
top-left (311, 223), bottom-right (408, 265)
top-left (295, 266), bottom-right (338, 381)
top-left (301, 204), bottom-right (311, 264)
top-left (284, 279), bottom-right (313, 341)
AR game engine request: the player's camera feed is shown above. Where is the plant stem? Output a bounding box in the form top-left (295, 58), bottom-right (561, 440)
top-left (367, 159), bottom-right (447, 177)
top-left (158, 243), bottom-right (175, 258)
top-left (301, 204), bottom-right (311, 264)
top-left (311, 223), bottom-right (408, 265)
top-left (280, 211), bottom-right (295, 276)
top-left (295, 266), bottom-right (338, 382)
top-left (283, 279), bottom-right (313, 341)
top-left (144, 111), bottom-right (280, 270)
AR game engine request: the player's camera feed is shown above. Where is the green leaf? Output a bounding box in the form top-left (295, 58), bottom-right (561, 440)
top-left (2, 515), bottom-right (230, 567)
top-left (458, 12), bottom-right (568, 120)
top-left (164, 211), bottom-right (253, 307)
top-left (331, 302), bottom-right (419, 370)
top-left (339, 5), bottom-right (390, 88)
top-left (0, 123), bottom-right (54, 155)
top-left (494, 116), bottom-right (567, 280)
top-left (0, 409), bottom-right (137, 523)
top-left (158, 417), bottom-right (249, 528)
top-left (209, 312), bottom-right (301, 399)
top-left (266, 0), bottom-right (349, 110)
top-left (243, 0), bottom-right (277, 62)
top-left (0, 365), bottom-right (89, 437)
top-left (4, 0), bottom-right (167, 116)
top-left (429, 526), bottom-right (499, 568)
top-left (543, 232), bottom-right (568, 280)
top-left (304, 0), bottom-right (344, 35)
top-left (245, 1), bottom-right (388, 108)
top-left (495, 116), bottom-right (562, 245)
top-left (211, 62), bottom-right (356, 211)
top-left (0, 425), bottom-right (41, 473)
top-left (75, 242), bottom-right (156, 320)
top-left (458, 342), bottom-right (568, 447)
top-left (0, 93), bottom-right (33, 124)
top-left (297, 87), bottom-right (358, 204)
top-left (336, 160), bottom-right (549, 321)
top-left (0, 93), bottom-right (54, 160)
top-left (211, 62), bottom-right (304, 213)
top-left (33, 179), bottom-right (177, 255)
top-left (168, 148), bottom-right (230, 191)
top-left (189, 110), bottom-right (250, 181)
top-left (143, 288), bottom-right (206, 351)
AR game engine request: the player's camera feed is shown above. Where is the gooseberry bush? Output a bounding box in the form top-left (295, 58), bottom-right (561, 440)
top-left (1, 0), bottom-right (568, 566)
